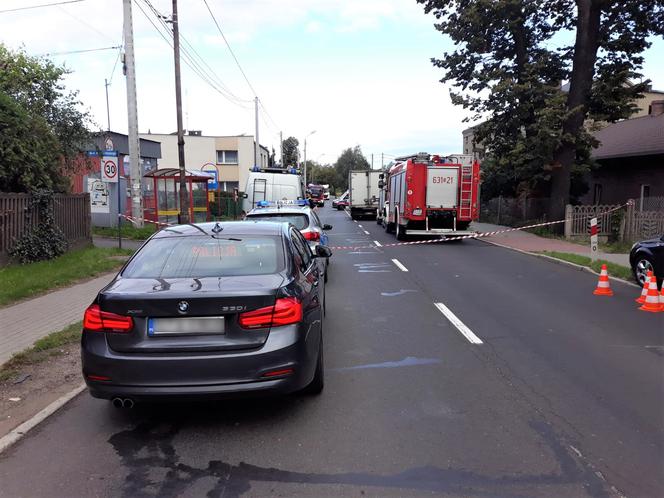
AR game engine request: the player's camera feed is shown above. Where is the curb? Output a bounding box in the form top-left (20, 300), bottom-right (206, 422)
top-left (481, 239), bottom-right (639, 289)
top-left (0, 383), bottom-right (86, 455)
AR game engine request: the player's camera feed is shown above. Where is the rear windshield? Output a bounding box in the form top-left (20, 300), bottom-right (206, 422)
top-left (122, 236), bottom-right (284, 278)
top-left (309, 187), bottom-right (323, 195)
top-left (247, 213), bottom-right (309, 230)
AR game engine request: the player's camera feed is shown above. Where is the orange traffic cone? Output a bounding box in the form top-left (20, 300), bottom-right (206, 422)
top-left (636, 271), bottom-right (652, 304)
top-left (638, 275), bottom-right (662, 313)
top-left (593, 264), bottom-right (614, 296)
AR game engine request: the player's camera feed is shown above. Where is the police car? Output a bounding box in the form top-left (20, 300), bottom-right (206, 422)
top-left (246, 200), bottom-right (333, 281)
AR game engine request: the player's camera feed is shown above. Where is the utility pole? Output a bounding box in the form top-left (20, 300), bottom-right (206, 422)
top-left (171, 0), bottom-right (189, 224)
top-left (371, 153), bottom-right (374, 169)
top-left (279, 131), bottom-right (283, 167)
top-left (122, 0), bottom-right (143, 227)
top-left (303, 138), bottom-right (307, 186)
top-left (104, 79), bottom-right (111, 131)
top-left (381, 152), bottom-right (384, 169)
top-left (254, 96), bottom-right (260, 169)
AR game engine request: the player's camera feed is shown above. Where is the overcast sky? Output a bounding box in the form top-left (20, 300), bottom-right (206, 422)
top-left (1, 0), bottom-right (663, 165)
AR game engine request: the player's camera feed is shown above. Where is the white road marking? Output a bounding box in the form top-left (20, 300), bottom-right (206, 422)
top-left (358, 224), bottom-right (363, 228)
top-left (434, 302), bottom-right (483, 344)
top-left (391, 258), bottom-right (408, 272)
top-left (374, 240), bottom-right (382, 247)
top-left (363, 230), bottom-right (370, 235)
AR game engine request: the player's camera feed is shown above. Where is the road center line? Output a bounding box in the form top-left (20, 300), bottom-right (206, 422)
top-left (391, 258), bottom-right (408, 272)
top-left (374, 240), bottom-right (382, 247)
top-left (358, 224), bottom-right (363, 227)
top-left (363, 230), bottom-right (370, 235)
top-left (433, 302), bottom-right (483, 345)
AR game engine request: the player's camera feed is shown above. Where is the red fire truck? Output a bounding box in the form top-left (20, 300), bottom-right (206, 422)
top-left (380, 153), bottom-right (480, 240)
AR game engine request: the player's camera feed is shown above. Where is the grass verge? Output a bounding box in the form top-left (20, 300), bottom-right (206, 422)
top-left (0, 322), bottom-right (81, 382)
top-left (539, 251), bottom-right (633, 281)
top-left (92, 224), bottom-right (156, 240)
top-left (0, 246), bottom-right (134, 307)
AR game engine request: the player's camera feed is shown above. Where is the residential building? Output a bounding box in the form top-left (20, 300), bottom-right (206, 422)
top-left (462, 125), bottom-right (486, 160)
top-left (582, 100), bottom-right (664, 206)
top-left (71, 131), bottom-right (162, 227)
top-left (140, 131), bottom-right (269, 193)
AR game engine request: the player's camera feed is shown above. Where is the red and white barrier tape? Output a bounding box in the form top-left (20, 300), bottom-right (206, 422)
top-left (120, 214), bottom-right (172, 227)
top-left (328, 201), bottom-right (633, 251)
top-left (118, 201), bottom-right (632, 251)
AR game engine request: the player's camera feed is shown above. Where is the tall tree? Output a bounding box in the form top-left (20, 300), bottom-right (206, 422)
top-left (0, 44), bottom-right (92, 192)
top-left (418, 0), bottom-right (664, 218)
top-left (334, 146), bottom-right (370, 191)
top-left (547, 0), bottom-right (664, 219)
top-left (281, 136), bottom-right (300, 168)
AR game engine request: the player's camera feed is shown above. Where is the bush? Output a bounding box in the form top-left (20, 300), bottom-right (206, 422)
top-left (9, 224), bottom-right (67, 263)
top-left (8, 189), bottom-right (68, 263)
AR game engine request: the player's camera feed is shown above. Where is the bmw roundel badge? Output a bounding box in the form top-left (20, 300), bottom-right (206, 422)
top-left (177, 301), bottom-right (189, 314)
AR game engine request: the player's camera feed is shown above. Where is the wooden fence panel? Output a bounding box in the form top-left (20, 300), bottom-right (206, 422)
top-left (0, 193), bottom-right (91, 263)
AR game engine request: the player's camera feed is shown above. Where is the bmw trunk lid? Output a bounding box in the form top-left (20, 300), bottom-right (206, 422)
top-left (98, 274), bottom-right (284, 353)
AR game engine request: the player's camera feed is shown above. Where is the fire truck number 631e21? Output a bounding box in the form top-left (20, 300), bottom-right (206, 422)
top-left (379, 152), bottom-right (480, 241)
top-left (431, 175), bottom-right (455, 184)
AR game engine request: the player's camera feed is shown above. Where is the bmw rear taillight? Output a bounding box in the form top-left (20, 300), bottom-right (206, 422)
top-left (83, 304), bottom-right (133, 333)
top-left (239, 298), bottom-right (303, 329)
top-left (302, 230), bottom-right (320, 241)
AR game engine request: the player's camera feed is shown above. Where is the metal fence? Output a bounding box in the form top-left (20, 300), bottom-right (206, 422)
top-left (480, 196), bottom-right (549, 226)
top-left (0, 193), bottom-right (91, 263)
top-left (641, 196), bottom-right (664, 212)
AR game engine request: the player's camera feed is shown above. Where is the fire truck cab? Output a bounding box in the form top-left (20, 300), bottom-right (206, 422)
top-left (381, 152), bottom-right (480, 240)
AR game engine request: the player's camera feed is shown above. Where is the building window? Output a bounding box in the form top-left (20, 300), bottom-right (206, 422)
top-left (216, 150), bottom-right (238, 164)
top-left (593, 184), bottom-right (602, 205)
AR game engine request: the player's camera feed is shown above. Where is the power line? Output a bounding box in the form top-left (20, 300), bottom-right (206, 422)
top-left (38, 45), bottom-right (121, 57)
top-left (201, 0), bottom-right (257, 97)
top-left (0, 0), bottom-right (83, 13)
top-left (140, 0), bottom-right (246, 103)
top-left (57, 4), bottom-right (116, 43)
top-left (135, 0), bottom-right (252, 110)
top-left (108, 45), bottom-right (123, 84)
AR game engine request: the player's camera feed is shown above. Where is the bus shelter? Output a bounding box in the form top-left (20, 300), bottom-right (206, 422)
top-left (144, 168), bottom-right (212, 226)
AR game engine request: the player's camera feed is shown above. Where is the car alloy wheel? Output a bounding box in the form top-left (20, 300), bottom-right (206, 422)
top-left (635, 257), bottom-right (655, 286)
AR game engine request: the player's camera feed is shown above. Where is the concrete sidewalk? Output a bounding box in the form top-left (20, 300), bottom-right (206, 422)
top-left (473, 222), bottom-right (630, 267)
top-left (0, 273), bottom-right (115, 365)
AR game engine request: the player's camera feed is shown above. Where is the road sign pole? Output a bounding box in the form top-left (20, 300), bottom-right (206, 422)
top-left (118, 179), bottom-right (122, 250)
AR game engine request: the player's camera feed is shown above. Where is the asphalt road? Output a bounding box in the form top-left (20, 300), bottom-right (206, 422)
top-left (1, 207), bottom-right (662, 497)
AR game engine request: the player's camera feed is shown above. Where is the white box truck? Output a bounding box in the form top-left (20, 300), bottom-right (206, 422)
top-left (348, 170), bottom-right (382, 220)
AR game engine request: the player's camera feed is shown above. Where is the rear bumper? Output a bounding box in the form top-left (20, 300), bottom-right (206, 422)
top-left (405, 229), bottom-right (477, 236)
top-left (82, 323), bottom-right (320, 400)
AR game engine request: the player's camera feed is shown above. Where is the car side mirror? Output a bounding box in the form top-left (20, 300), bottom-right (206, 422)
top-left (323, 224), bottom-right (333, 230)
top-left (315, 245), bottom-right (332, 258)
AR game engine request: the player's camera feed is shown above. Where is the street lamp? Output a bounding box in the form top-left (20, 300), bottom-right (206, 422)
top-left (303, 130), bottom-right (316, 185)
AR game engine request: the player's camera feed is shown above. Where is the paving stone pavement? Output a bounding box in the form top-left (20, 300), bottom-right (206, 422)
top-left (0, 273), bottom-right (115, 364)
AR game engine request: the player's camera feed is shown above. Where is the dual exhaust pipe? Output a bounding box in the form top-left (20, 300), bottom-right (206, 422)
top-left (112, 397), bottom-right (135, 409)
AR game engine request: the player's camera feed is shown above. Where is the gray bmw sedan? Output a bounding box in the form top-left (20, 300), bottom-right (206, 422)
top-left (81, 221), bottom-right (330, 405)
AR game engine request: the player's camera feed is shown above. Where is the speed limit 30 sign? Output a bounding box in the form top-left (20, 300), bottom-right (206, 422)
top-left (102, 155), bottom-right (119, 183)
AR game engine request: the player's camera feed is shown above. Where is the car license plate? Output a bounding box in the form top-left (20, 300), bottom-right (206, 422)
top-left (147, 317), bottom-right (225, 336)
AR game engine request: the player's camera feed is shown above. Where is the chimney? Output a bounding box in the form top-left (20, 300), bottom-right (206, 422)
top-left (649, 100), bottom-right (664, 116)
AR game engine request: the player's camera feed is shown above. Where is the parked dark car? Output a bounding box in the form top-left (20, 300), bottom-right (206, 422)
top-left (245, 202), bottom-right (333, 282)
top-left (81, 221), bottom-right (331, 405)
top-left (629, 234), bottom-right (664, 286)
